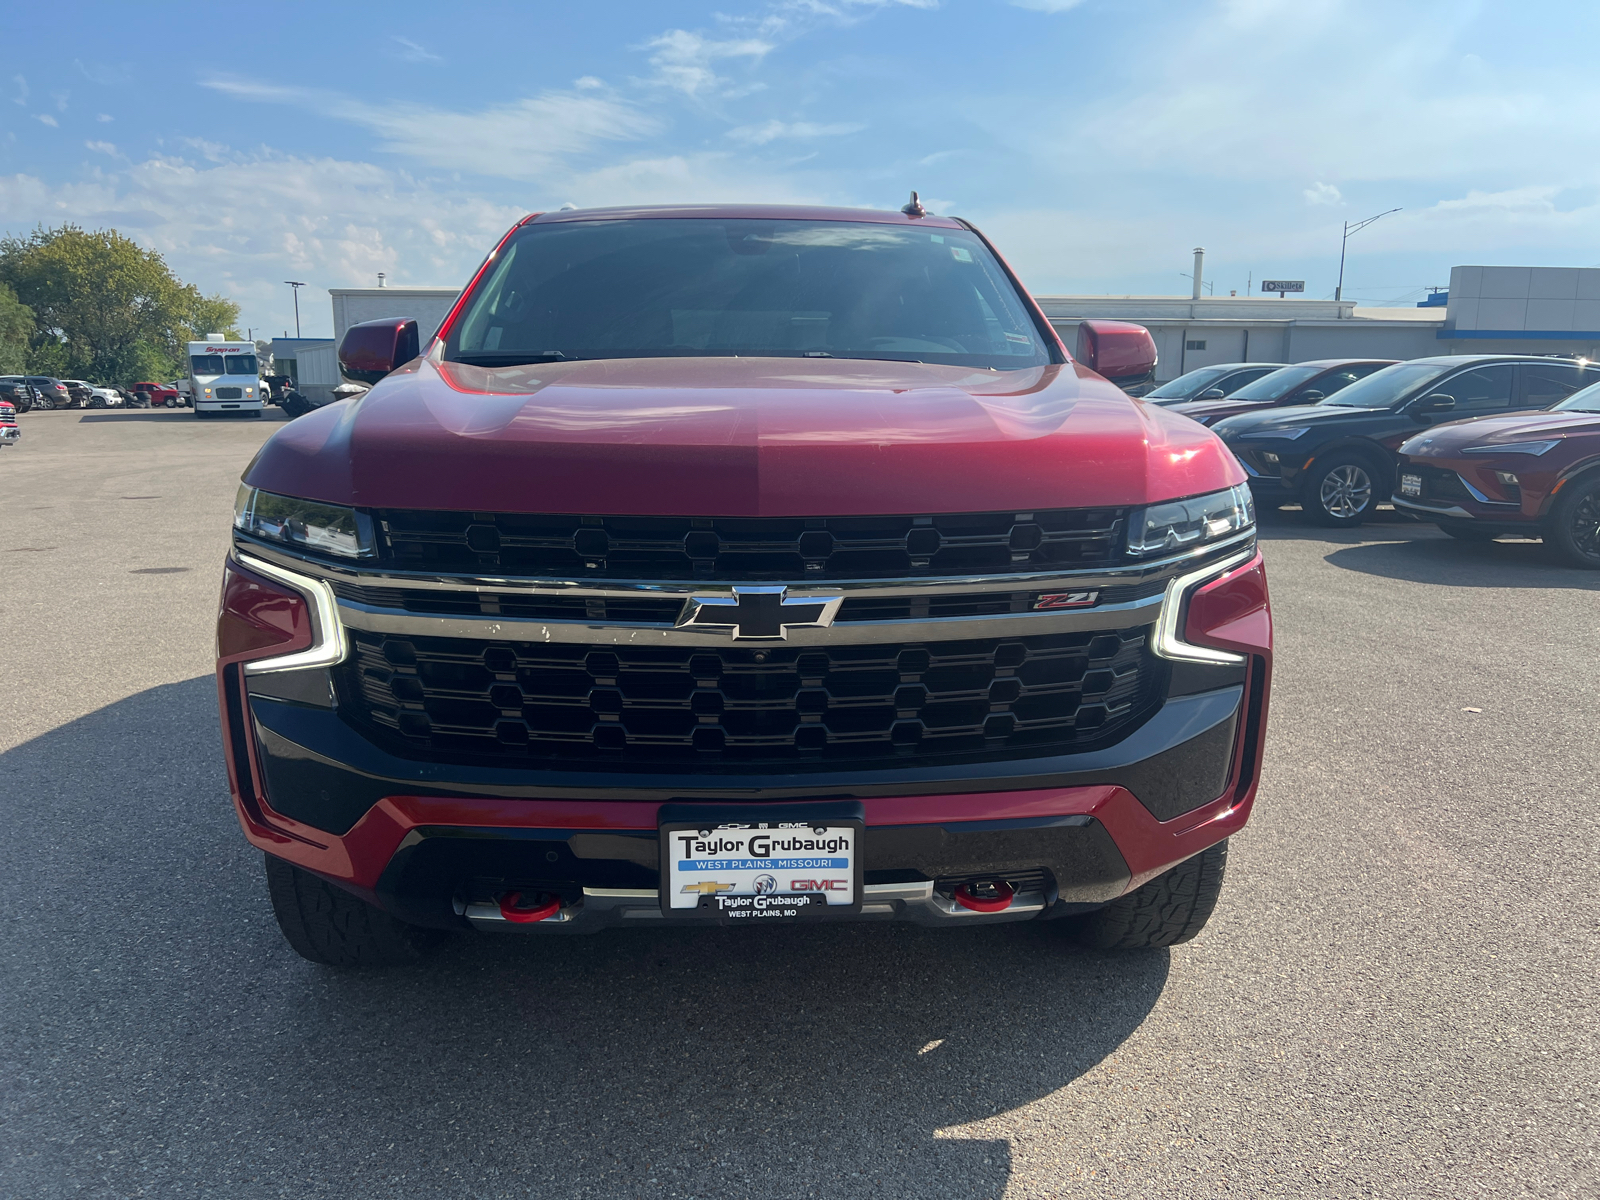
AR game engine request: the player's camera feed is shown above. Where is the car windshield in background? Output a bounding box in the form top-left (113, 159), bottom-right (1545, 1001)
top-left (1223, 364), bottom-right (1324, 401)
top-left (1319, 361), bottom-right (1454, 408)
top-left (443, 219), bottom-right (1055, 371)
top-left (1143, 365), bottom-right (1235, 399)
top-left (191, 354), bottom-right (258, 375)
top-left (1553, 380), bottom-right (1600, 412)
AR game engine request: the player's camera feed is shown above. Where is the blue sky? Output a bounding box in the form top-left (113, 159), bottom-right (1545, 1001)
top-left (4, 0), bottom-right (1596, 338)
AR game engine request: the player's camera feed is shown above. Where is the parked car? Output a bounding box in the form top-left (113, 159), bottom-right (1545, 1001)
top-left (1212, 355), bottom-right (1600, 526)
top-left (1393, 377), bottom-right (1600, 566)
top-left (0, 378), bottom-right (39, 414)
top-left (62, 379), bottom-right (123, 408)
top-left (1140, 362), bottom-right (1288, 407)
top-left (18, 376), bottom-right (72, 410)
top-left (1167, 359), bottom-right (1396, 427)
top-left (0, 398), bottom-right (17, 446)
top-left (131, 381), bottom-right (181, 408)
top-left (217, 203), bottom-right (1272, 968)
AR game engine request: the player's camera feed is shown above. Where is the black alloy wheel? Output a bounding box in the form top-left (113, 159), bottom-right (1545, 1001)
top-left (1303, 451), bottom-right (1384, 527)
top-left (1547, 475), bottom-right (1600, 569)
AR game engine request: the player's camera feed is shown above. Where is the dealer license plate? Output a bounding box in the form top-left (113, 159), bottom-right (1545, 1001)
top-left (660, 818), bottom-right (862, 919)
top-left (1400, 473), bottom-right (1422, 497)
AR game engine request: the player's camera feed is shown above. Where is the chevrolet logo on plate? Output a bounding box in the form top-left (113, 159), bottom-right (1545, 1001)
top-left (677, 586), bottom-right (844, 641)
top-left (681, 881), bottom-right (737, 895)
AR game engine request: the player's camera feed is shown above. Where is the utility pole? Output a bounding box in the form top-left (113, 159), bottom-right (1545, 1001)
top-left (1335, 210), bottom-right (1400, 301)
top-left (284, 281), bottom-right (307, 338)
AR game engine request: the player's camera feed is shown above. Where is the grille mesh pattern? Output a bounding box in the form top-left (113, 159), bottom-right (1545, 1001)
top-left (1409, 465), bottom-right (1472, 504)
top-left (343, 628), bottom-right (1158, 769)
top-left (372, 508), bottom-right (1128, 580)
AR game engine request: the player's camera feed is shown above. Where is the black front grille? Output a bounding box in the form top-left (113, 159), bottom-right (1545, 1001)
top-left (372, 508), bottom-right (1128, 580)
top-left (1411, 465), bottom-right (1471, 504)
top-left (341, 628), bottom-right (1160, 771)
top-left (215, 386), bottom-right (243, 400)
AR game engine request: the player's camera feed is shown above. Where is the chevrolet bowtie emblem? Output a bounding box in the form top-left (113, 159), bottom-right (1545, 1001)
top-left (677, 585), bottom-right (844, 640)
top-left (681, 881), bottom-right (737, 895)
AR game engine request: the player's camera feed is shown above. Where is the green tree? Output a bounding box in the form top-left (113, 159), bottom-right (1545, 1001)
top-left (0, 225), bottom-right (239, 384)
top-left (0, 282), bottom-right (32, 374)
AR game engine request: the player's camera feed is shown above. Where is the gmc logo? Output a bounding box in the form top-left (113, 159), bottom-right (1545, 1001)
top-left (789, 879), bottom-right (849, 891)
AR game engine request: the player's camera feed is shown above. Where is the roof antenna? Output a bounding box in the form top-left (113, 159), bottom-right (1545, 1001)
top-left (901, 190), bottom-right (925, 218)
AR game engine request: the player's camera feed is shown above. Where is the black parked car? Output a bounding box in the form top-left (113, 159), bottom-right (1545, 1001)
top-left (1140, 362), bottom-right (1288, 406)
top-left (1212, 355), bottom-right (1600, 526)
top-left (0, 378), bottom-right (39, 413)
top-left (1166, 359), bottom-right (1396, 426)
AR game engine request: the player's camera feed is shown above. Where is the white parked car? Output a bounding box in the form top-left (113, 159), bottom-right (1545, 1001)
top-left (63, 380), bottom-right (123, 408)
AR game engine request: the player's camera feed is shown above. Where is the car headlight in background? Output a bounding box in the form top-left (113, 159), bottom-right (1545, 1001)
top-left (1260, 426), bottom-right (1312, 441)
top-left (234, 486), bottom-right (376, 559)
top-left (1128, 484), bottom-right (1255, 558)
top-left (1462, 440), bottom-right (1559, 456)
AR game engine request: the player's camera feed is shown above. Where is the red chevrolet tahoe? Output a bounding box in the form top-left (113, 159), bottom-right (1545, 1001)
top-left (216, 204), bottom-right (1271, 966)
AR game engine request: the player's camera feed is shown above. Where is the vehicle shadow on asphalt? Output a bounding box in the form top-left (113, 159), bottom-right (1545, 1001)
top-left (0, 677), bottom-right (1169, 1200)
top-left (1315, 530), bottom-right (1600, 589)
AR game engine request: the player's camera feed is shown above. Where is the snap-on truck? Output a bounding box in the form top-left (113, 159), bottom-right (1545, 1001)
top-left (215, 203), bottom-right (1272, 967)
top-left (188, 335), bottom-right (265, 418)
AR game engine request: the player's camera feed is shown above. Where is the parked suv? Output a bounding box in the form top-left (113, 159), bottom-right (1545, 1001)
top-left (1394, 377), bottom-right (1600, 566)
top-left (132, 381), bottom-right (180, 408)
top-left (0, 397), bottom-right (17, 446)
top-left (1212, 355), bottom-right (1600, 526)
top-left (18, 376), bottom-right (71, 410)
top-left (1168, 359), bottom-right (1395, 427)
top-left (217, 204), bottom-right (1272, 967)
top-left (0, 378), bottom-right (38, 414)
top-left (1141, 362), bottom-right (1288, 406)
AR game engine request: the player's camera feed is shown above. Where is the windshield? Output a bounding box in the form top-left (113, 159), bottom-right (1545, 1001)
top-left (191, 354), bottom-right (258, 376)
top-left (1144, 365), bottom-right (1234, 400)
top-left (1224, 364), bottom-right (1324, 402)
top-left (1321, 361), bottom-right (1453, 408)
top-left (1554, 379), bottom-right (1600, 412)
top-left (444, 218), bottom-right (1055, 370)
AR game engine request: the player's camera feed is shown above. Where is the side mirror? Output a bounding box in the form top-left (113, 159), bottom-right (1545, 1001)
top-left (1411, 393), bottom-right (1456, 416)
top-left (1075, 320), bottom-right (1157, 391)
top-left (1298, 390), bottom-right (1325, 404)
top-left (1198, 388), bottom-right (1227, 400)
top-left (338, 317), bottom-right (420, 385)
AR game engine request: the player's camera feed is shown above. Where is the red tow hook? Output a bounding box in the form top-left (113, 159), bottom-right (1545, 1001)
top-left (952, 880), bottom-right (1015, 913)
top-left (497, 891), bottom-right (561, 923)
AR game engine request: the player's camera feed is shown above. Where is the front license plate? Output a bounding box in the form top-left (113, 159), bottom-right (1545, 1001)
top-left (1400, 473), bottom-right (1422, 497)
top-left (660, 817), bottom-right (863, 919)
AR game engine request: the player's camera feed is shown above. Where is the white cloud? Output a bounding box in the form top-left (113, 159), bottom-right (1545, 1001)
top-left (204, 81), bottom-right (661, 180)
top-left (12, 75), bottom-right (27, 106)
top-left (726, 119), bottom-right (865, 145)
top-left (84, 140), bottom-right (118, 155)
top-left (1010, 0), bottom-right (1087, 11)
top-left (34, 114), bottom-right (58, 128)
top-left (96, 113), bottom-right (113, 123)
top-left (641, 29), bottom-right (775, 97)
top-left (51, 89), bottom-right (70, 112)
top-left (1304, 182), bottom-right (1342, 206)
top-left (391, 36), bottom-right (440, 63)
top-left (574, 76), bottom-right (605, 90)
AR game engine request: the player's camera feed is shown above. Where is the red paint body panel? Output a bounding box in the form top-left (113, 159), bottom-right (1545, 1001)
top-left (244, 356), bottom-right (1244, 515)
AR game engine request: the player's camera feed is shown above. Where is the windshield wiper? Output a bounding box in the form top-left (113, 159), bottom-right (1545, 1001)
top-left (452, 350), bottom-right (573, 366)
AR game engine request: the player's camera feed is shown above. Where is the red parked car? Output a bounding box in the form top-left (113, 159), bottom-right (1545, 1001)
top-left (0, 398), bottom-right (18, 447)
top-left (1394, 378), bottom-right (1600, 566)
top-left (216, 203), bottom-right (1273, 966)
top-left (132, 381), bottom-right (180, 408)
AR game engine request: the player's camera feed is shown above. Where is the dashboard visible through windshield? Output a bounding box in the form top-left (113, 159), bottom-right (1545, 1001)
top-left (443, 218), bottom-right (1056, 371)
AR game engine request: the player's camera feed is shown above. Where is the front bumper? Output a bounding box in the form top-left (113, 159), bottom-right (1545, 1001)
top-left (0, 425), bottom-right (19, 443)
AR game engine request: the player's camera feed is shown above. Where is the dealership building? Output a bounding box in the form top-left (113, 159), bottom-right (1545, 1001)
top-left (290, 266), bottom-right (1600, 393)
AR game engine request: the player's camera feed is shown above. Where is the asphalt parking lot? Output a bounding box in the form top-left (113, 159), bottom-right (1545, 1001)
top-left (2, 408), bottom-right (1597, 1200)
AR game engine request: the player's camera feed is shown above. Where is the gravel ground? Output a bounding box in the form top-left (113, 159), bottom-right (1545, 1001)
top-left (1, 408), bottom-right (1596, 1199)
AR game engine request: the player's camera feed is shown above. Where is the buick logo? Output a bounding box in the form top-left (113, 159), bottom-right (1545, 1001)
top-left (753, 874), bottom-right (778, 894)
top-left (677, 585), bottom-right (844, 641)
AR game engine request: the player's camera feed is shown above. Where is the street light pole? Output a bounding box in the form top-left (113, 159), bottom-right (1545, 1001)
top-left (284, 281), bottom-right (307, 338)
top-left (1335, 209), bottom-right (1400, 302)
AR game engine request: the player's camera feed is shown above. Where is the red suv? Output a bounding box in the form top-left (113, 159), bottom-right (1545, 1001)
top-left (216, 204), bottom-right (1272, 966)
top-left (1394, 377), bottom-right (1600, 566)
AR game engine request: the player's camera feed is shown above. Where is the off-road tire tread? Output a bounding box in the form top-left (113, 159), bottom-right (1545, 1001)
top-left (264, 854), bottom-right (439, 968)
top-left (1068, 840), bottom-right (1228, 950)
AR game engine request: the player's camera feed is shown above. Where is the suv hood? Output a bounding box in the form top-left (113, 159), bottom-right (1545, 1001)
top-left (1400, 409), bottom-right (1600, 456)
top-left (245, 355), bottom-right (1242, 516)
top-left (1211, 403), bottom-right (1370, 439)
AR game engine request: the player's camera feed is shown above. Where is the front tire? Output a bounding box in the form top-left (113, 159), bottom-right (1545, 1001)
top-left (1303, 451), bottom-right (1383, 527)
top-left (264, 855), bottom-right (443, 968)
top-left (1546, 474), bottom-right (1600, 569)
top-left (1065, 840), bottom-right (1228, 950)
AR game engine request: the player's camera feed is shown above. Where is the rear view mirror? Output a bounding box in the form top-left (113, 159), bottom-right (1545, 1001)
top-left (1298, 390), bottom-right (1325, 404)
top-left (1075, 320), bottom-right (1158, 392)
top-left (1412, 393), bottom-right (1456, 416)
top-left (1198, 388), bottom-right (1227, 400)
top-left (338, 317), bottom-right (420, 385)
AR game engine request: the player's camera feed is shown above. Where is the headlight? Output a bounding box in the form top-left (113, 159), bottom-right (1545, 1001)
top-left (1262, 426), bottom-right (1312, 441)
top-left (234, 486), bottom-right (376, 559)
top-left (1462, 439), bottom-right (1559, 456)
top-left (1128, 484), bottom-right (1255, 558)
